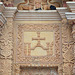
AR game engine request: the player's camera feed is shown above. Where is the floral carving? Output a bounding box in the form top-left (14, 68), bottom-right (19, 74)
top-left (62, 19), bottom-right (74, 75)
top-left (0, 18), bottom-right (13, 75)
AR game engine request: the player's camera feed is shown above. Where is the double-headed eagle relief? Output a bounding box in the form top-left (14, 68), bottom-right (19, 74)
top-left (17, 0), bottom-right (60, 10)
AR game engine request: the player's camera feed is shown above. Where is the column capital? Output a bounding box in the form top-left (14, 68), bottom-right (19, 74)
top-left (66, 1), bottom-right (75, 13)
top-left (65, 12), bottom-right (75, 25)
top-left (3, 7), bottom-right (17, 18)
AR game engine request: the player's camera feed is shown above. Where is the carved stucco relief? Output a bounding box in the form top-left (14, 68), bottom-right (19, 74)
top-left (62, 19), bottom-right (74, 75)
top-left (0, 18), bottom-right (13, 75)
top-left (14, 23), bottom-right (62, 66)
top-left (68, 20), bottom-right (75, 75)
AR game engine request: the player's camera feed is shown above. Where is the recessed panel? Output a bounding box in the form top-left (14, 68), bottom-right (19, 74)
top-left (20, 67), bottom-right (58, 75)
top-left (24, 32), bottom-right (54, 56)
top-left (14, 23), bottom-right (62, 65)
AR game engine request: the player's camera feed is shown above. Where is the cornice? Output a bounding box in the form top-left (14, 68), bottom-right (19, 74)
top-left (0, 1), bottom-right (75, 21)
top-left (65, 12), bottom-right (75, 20)
top-left (14, 10), bottom-right (61, 21)
top-left (66, 1), bottom-right (75, 13)
top-left (65, 12), bottom-right (75, 25)
top-left (14, 7), bottom-right (71, 21)
top-left (57, 7), bottom-right (69, 19)
top-left (3, 7), bottom-right (17, 18)
top-left (65, 12), bottom-right (75, 39)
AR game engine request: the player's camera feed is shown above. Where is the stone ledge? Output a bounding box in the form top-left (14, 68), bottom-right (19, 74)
top-left (65, 12), bottom-right (75, 20)
top-left (3, 7), bottom-right (17, 18)
top-left (66, 1), bottom-right (75, 13)
top-left (57, 7), bottom-right (69, 19)
top-left (14, 10), bottom-right (61, 21)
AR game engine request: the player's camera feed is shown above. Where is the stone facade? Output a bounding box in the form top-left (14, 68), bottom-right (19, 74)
top-left (0, 1), bottom-right (75, 75)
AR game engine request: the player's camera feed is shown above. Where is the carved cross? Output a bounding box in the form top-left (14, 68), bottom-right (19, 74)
top-left (32, 32), bottom-right (45, 46)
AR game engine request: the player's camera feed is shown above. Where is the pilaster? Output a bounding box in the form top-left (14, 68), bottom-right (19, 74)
top-left (0, 3), bottom-right (17, 75)
top-left (68, 20), bottom-right (75, 75)
top-left (65, 12), bottom-right (75, 75)
top-left (61, 19), bottom-right (74, 75)
top-left (0, 2), bottom-right (7, 75)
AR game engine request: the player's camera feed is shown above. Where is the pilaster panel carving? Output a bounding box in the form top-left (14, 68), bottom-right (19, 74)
top-left (68, 19), bottom-right (75, 75)
top-left (0, 18), bottom-right (13, 75)
top-left (62, 19), bottom-right (74, 75)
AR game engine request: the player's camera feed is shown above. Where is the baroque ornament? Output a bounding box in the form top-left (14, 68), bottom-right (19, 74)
top-left (14, 23), bottom-right (62, 66)
top-left (17, 0), bottom-right (60, 10)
